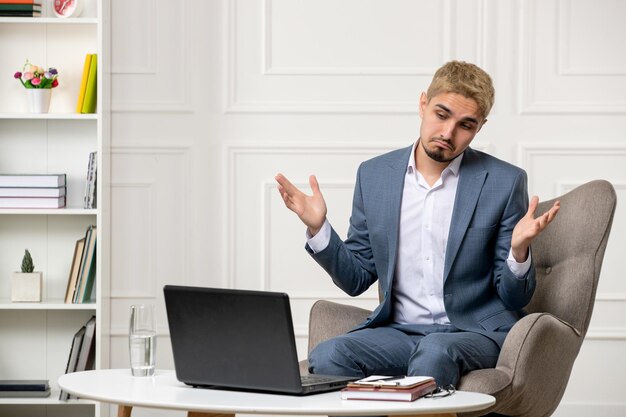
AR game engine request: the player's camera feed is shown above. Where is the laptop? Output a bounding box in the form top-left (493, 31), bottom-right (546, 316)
top-left (163, 285), bottom-right (357, 395)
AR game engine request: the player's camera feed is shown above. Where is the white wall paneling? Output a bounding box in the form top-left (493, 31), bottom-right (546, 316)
top-left (109, 146), bottom-right (191, 338)
top-left (558, 0), bottom-right (626, 76)
top-left (552, 340), bottom-right (626, 417)
top-left (227, 0), bottom-right (488, 113)
top-left (519, 0), bottom-right (626, 113)
top-left (111, 0), bottom-right (193, 112)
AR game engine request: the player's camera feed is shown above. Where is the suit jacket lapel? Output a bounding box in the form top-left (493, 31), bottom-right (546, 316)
top-left (444, 148), bottom-right (487, 282)
top-left (383, 145), bottom-right (412, 287)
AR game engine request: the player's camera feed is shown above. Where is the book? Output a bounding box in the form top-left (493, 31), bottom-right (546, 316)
top-left (0, 196), bottom-right (65, 208)
top-left (0, 380), bottom-right (48, 391)
top-left (72, 227), bottom-right (91, 303)
top-left (0, 174), bottom-right (65, 188)
top-left (74, 226), bottom-right (96, 303)
top-left (75, 316), bottom-right (96, 372)
top-left (91, 155), bottom-right (98, 209)
top-left (0, 4), bottom-right (41, 11)
top-left (64, 237), bottom-right (86, 303)
top-left (0, 389), bottom-right (50, 398)
top-left (0, 0), bottom-right (41, 4)
top-left (76, 54), bottom-right (93, 113)
top-left (78, 241), bottom-right (97, 303)
top-left (0, 186), bottom-right (66, 197)
top-left (341, 379), bottom-right (437, 402)
top-left (59, 325), bottom-right (85, 400)
top-left (81, 54), bottom-right (97, 114)
top-left (0, 10), bottom-right (41, 16)
top-left (83, 151), bottom-right (97, 209)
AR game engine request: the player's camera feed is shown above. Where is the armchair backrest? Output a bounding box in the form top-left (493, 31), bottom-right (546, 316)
top-left (525, 180), bottom-right (616, 337)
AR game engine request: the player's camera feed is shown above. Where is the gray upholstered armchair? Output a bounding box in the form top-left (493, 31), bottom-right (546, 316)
top-left (301, 180), bottom-right (616, 417)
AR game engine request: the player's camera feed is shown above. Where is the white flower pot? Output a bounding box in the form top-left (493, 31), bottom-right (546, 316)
top-left (11, 272), bottom-right (42, 302)
top-left (26, 89), bottom-right (52, 113)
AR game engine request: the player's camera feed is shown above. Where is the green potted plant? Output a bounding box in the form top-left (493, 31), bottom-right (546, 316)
top-left (11, 249), bottom-right (42, 302)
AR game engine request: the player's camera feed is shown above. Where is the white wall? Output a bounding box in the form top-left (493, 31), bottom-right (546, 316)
top-left (108, 1), bottom-right (626, 416)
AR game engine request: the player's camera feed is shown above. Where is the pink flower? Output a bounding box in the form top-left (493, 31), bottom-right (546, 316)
top-left (15, 60), bottom-right (60, 89)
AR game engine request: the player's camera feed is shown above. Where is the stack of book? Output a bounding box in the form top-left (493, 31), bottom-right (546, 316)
top-left (0, 174), bottom-right (66, 209)
top-left (59, 316), bottom-right (96, 400)
top-left (341, 375), bottom-right (437, 402)
top-left (0, 0), bottom-right (41, 17)
top-left (76, 53), bottom-right (98, 114)
top-left (64, 225), bottom-right (97, 304)
top-left (0, 380), bottom-right (50, 398)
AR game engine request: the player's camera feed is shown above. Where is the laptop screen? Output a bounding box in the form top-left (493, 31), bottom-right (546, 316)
top-left (164, 285), bottom-right (304, 393)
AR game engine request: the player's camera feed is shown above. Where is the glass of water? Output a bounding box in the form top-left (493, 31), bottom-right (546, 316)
top-left (129, 304), bottom-right (156, 376)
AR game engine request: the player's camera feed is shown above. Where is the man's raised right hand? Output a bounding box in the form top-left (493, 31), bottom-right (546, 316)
top-left (275, 173), bottom-right (327, 236)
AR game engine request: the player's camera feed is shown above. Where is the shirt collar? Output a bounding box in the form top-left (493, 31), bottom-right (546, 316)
top-left (407, 140), bottom-right (464, 177)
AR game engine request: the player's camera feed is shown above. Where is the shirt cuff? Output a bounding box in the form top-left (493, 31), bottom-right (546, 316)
top-left (507, 248), bottom-right (532, 278)
top-left (306, 219), bottom-right (331, 253)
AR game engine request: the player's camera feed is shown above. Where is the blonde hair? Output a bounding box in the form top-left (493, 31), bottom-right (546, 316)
top-left (426, 61), bottom-right (495, 119)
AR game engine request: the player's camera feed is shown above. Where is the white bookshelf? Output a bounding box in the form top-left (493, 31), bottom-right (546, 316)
top-left (0, 1), bottom-right (109, 416)
top-left (0, 113), bottom-right (98, 120)
top-left (0, 391), bottom-right (96, 405)
top-left (0, 300), bottom-right (96, 310)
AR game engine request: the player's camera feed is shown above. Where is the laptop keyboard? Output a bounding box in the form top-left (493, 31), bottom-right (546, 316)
top-left (300, 374), bottom-right (338, 386)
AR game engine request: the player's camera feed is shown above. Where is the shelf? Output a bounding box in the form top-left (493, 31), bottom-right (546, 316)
top-left (0, 389), bottom-right (96, 405)
top-left (0, 299), bottom-right (96, 310)
top-left (0, 208), bottom-right (97, 215)
top-left (0, 113), bottom-right (97, 120)
top-left (0, 18), bottom-right (98, 25)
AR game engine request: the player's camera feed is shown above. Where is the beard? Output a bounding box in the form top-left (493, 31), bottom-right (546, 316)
top-left (422, 138), bottom-right (459, 163)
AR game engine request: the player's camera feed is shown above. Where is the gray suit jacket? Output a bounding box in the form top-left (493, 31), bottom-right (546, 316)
top-left (308, 145), bottom-right (536, 348)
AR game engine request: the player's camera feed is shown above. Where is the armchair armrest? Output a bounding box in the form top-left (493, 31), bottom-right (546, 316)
top-left (299, 300), bottom-right (372, 374)
top-left (459, 312), bottom-right (582, 417)
top-left (308, 300), bottom-right (372, 353)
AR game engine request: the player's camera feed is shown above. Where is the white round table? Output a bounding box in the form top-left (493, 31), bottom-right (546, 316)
top-left (58, 369), bottom-right (495, 417)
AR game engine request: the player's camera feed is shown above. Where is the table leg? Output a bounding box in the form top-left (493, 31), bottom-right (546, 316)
top-left (117, 405), bottom-right (133, 417)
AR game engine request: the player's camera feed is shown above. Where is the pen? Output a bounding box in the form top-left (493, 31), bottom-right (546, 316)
top-left (370, 375), bottom-right (405, 382)
top-left (357, 375), bottom-right (406, 386)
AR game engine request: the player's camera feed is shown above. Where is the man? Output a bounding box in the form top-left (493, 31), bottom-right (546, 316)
top-left (275, 61), bottom-right (560, 387)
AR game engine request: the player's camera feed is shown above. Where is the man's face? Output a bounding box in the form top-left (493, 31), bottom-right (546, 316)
top-left (418, 91), bottom-right (486, 163)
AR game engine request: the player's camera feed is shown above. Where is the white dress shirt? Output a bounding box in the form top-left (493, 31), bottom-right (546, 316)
top-left (307, 142), bottom-right (531, 325)
top-left (391, 147), bottom-right (462, 324)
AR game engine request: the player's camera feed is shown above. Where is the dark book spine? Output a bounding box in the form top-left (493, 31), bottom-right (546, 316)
top-left (0, 384), bottom-right (47, 391)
